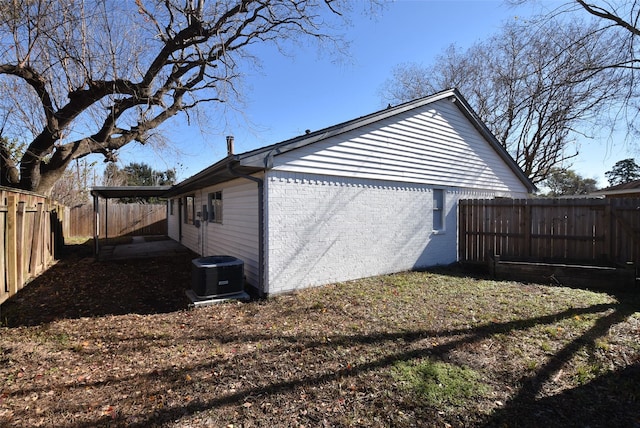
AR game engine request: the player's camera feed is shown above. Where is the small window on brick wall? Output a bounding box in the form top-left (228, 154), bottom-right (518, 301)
top-left (208, 191), bottom-right (223, 224)
top-left (433, 189), bottom-right (445, 232)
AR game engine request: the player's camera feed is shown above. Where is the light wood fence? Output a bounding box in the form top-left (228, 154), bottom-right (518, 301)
top-left (1, 187), bottom-right (167, 305)
top-left (1, 187), bottom-right (66, 305)
top-left (459, 198), bottom-right (640, 266)
top-left (67, 202), bottom-right (167, 238)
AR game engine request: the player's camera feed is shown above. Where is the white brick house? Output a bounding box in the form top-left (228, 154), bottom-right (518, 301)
top-left (165, 89), bottom-right (535, 296)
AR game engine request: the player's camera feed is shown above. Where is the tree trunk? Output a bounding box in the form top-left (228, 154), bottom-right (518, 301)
top-left (0, 145), bottom-right (20, 187)
top-left (34, 166), bottom-right (69, 196)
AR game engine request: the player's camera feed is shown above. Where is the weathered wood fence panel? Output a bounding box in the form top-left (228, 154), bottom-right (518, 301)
top-left (1, 188), bottom-right (167, 305)
top-left (459, 198), bottom-right (640, 266)
top-left (0, 187), bottom-right (65, 305)
top-left (68, 203), bottom-right (167, 237)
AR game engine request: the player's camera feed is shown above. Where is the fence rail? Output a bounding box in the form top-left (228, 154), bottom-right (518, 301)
top-left (459, 198), bottom-right (640, 266)
top-left (67, 203), bottom-right (167, 237)
top-left (1, 187), bottom-right (65, 305)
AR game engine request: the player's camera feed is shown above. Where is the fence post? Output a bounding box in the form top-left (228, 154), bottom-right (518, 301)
top-left (29, 202), bottom-right (44, 275)
top-left (458, 200), bottom-right (466, 262)
top-left (523, 200), bottom-right (532, 258)
top-left (6, 195), bottom-right (18, 296)
top-left (0, 199), bottom-right (5, 298)
top-left (16, 200), bottom-right (27, 292)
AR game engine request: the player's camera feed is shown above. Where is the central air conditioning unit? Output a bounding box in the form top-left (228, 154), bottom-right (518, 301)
top-left (191, 255), bottom-right (244, 298)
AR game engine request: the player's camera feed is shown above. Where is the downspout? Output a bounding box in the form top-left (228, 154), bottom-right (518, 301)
top-left (226, 137), bottom-right (266, 297)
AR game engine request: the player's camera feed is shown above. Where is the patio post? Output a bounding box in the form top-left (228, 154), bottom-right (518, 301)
top-left (93, 192), bottom-right (99, 257)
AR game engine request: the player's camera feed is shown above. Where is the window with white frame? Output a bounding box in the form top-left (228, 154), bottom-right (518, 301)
top-left (184, 195), bottom-right (195, 224)
top-left (433, 189), bottom-right (445, 231)
top-left (169, 199), bottom-right (174, 215)
top-left (208, 191), bottom-right (223, 223)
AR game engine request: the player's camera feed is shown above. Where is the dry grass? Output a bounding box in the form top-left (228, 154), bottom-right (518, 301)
top-left (0, 247), bottom-right (638, 427)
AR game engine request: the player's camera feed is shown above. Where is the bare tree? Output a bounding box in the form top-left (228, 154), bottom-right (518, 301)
top-left (0, 0), bottom-right (367, 195)
top-left (380, 19), bottom-right (627, 184)
top-left (102, 163), bottom-right (124, 188)
top-left (50, 159), bottom-right (96, 207)
top-left (512, 0), bottom-right (640, 71)
top-left (508, 1), bottom-right (640, 134)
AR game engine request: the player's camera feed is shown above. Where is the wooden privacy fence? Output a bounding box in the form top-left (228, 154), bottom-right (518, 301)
top-left (68, 202), bottom-right (167, 237)
top-left (459, 198), bottom-right (640, 267)
top-left (1, 187), bottom-right (66, 305)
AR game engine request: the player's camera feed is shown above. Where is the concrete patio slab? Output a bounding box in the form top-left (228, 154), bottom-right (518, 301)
top-left (98, 236), bottom-right (190, 261)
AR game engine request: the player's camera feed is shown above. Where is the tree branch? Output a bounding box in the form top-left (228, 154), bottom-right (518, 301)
top-left (0, 64), bottom-right (57, 136)
top-left (575, 0), bottom-right (640, 36)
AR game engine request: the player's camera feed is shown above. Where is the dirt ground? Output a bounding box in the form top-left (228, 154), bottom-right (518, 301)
top-left (0, 243), bottom-right (638, 427)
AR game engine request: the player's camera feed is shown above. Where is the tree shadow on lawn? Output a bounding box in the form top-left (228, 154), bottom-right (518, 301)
top-left (487, 363), bottom-right (640, 427)
top-left (14, 292), bottom-right (634, 427)
top-left (0, 247), bottom-right (197, 327)
top-left (2, 255), bottom-right (639, 426)
top-left (148, 299), bottom-right (638, 428)
top-left (483, 290), bottom-right (640, 427)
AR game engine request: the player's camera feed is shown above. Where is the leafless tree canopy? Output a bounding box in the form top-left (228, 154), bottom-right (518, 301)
top-left (515, 0), bottom-right (640, 69)
top-left (0, 0), bottom-right (361, 194)
top-left (380, 19), bottom-right (627, 184)
top-left (508, 1), bottom-right (640, 135)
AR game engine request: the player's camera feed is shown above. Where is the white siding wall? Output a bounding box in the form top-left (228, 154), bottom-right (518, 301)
top-left (169, 177), bottom-right (261, 287)
top-left (180, 196), bottom-right (200, 253)
top-left (271, 99), bottom-right (529, 195)
top-left (202, 179), bottom-right (260, 287)
top-left (265, 171), bottom-right (519, 295)
top-left (167, 198), bottom-right (180, 241)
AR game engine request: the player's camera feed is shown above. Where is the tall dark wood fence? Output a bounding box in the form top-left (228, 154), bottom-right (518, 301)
top-left (67, 203), bottom-right (167, 237)
top-left (459, 198), bottom-right (640, 266)
top-left (1, 187), bottom-right (65, 305)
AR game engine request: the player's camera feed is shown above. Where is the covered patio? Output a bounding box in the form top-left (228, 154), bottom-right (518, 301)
top-left (90, 186), bottom-right (173, 258)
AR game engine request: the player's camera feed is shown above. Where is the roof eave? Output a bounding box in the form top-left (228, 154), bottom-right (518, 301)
top-left (590, 189), bottom-right (640, 196)
top-left (448, 89), bottom-right (537, 193)
top-left (90, 186), bottom-right (172, 199)
top-left (164, 156), bottom-right (263, 197)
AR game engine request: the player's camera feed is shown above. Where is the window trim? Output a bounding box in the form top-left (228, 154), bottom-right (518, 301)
top-left (207, 191), bottom-right (223, 224)
top-left (184, 195), bottom-right (195, 224)
top-left (432, 188), bottom-right (445, 233)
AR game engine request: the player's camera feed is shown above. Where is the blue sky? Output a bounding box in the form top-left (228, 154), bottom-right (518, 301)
top-left (118, 0), bottom-right (633, 188)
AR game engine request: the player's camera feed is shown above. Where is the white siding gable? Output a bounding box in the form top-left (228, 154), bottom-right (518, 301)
top-left (270, 99), bottom-right (528, 195)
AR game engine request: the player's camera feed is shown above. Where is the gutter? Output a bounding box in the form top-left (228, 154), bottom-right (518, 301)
top-left (227, 160), bottom-right (266, 298)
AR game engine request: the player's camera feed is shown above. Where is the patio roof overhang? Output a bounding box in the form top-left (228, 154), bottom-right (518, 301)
top-left (163, 157), bottom-right (263, 198)
top-left (90, 186), bottom-right (172, 199)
